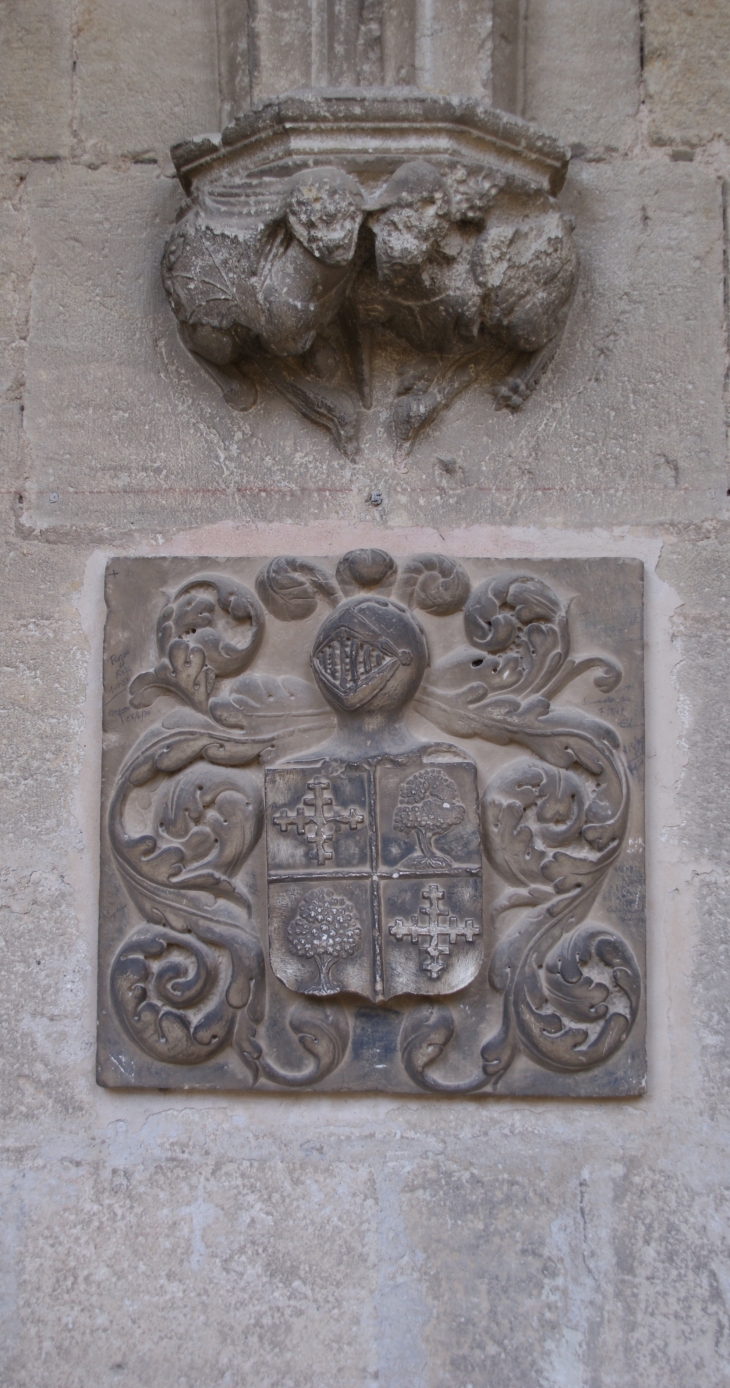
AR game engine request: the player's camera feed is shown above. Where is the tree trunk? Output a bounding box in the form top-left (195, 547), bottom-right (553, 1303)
top-left (314, 954), bottom-right (339, 995)
top-left (415, 827), bottom-right (430, 857)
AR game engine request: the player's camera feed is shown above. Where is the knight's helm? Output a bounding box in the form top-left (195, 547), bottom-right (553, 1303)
top-left (311, 596), bottom-right (428, 714)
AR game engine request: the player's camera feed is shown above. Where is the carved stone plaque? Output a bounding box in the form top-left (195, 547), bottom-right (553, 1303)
top-left (97, 553), bottom-right (645, 1096)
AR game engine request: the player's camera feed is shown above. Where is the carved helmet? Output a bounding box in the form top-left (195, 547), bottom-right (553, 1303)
top-left (311, 595), bottom-right (428, 714)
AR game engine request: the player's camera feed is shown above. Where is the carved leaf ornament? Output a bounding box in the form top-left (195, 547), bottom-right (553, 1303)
top-left (162, 92), bottom-right (578, 455)
top-left (105, 552), bottom-right (641, 1093)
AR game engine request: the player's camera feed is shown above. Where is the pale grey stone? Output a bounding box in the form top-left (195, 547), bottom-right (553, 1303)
top-left (644, 0), bottom-right (730, 147)
top-left (248, 0), bottom-right (320, 100)
top-left (524, 0), bottom-right (641, 151)
top-left (0, 0), bottom-right (72, 159)
top-left (0, 167), bottom-right (32, 405)
top-left (414, 0), bottom-right (492, 98)
top-left (18, 158), bottom-right (726, 541)
top-left (2, 3), bottom-right (730, 1385)
top-left (74, 0), bottom-right (219, 162)
top-left (164, 92), bottom-right (575, 456)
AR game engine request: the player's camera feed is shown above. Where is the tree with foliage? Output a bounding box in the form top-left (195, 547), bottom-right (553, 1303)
top-left (287, 887), bottom-right (362, 995)
top-left (393, 768), bottom-right (466, 866)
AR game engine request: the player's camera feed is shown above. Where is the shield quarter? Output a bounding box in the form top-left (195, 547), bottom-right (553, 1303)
top-left (265, 753), bottom-right (483, 1003)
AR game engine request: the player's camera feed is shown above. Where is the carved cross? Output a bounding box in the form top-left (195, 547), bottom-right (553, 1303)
top-left (272, 776), bottom-right (364, 865)
top-left (390, 882), bottom-right (480, 980)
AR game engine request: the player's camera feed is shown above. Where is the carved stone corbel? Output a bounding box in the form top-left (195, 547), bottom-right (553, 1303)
top-left (162, 90), bottom-right (578, 455)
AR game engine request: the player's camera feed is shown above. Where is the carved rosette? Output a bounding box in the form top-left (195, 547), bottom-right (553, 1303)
top-left (100, 553), bottom-right (643, 1095)
top-left (162, 91), bottom-right (578, 455)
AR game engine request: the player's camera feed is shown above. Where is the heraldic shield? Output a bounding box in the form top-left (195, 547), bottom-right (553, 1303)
top-left (265, 751), bottom-right (483, 1002)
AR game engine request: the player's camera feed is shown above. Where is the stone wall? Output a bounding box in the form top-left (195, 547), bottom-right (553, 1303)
top-left (1, 2), bottom-right (729, 1385)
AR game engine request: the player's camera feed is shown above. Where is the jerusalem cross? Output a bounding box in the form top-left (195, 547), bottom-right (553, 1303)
top-left (389, 882), bottom-right (480, 979)
top-left (272, 776), bottom-right (365, 865)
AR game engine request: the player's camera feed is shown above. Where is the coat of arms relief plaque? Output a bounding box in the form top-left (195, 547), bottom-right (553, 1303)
top-left (98, 553), bottom-right (645, 1096)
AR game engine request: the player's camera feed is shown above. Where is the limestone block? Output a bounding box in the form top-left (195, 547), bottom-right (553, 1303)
top-left (19, 160), bottom-right (725, 540)
top-left (0, 167), bottom-right (32, 486)
top-left (74, 0), bottom-right (219, 161)
top-left (216, 0), bottom-right (252, 126)
top-left (525, 0), bottom-right (640, 150)
top-left (2, 1110), bottom-right (730, 1386)
top-left (692, 872), bottom-right (730, 1118)
top-left (247, 0), bottom-right (313, 103)
top-left (0, 0), bottom-right (72, 158)
top-left (2, 1142), bottom-right (379, 1388)
top-left (0, 864), bottom-right (87, 1133)
top-left (657, 533), bottom-right (730, 1119)
top-left (658, 533), bottom-right (730, 874)
top-left (21, 161), bottom-right (213, 541)
top-left (644, 0), bottom-right (730, 147)
top-left (393, 158), bottom-right (724, 532)
top-left (0, 544), bottom-right (88, 860)
top-left (415, 0), bottom-right (492, 98)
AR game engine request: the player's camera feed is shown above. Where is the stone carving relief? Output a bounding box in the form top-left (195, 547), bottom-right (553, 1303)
top-left (162, 92), bottom-right (578, 456)
top-left (98, 553), bottom-right (645, 1095)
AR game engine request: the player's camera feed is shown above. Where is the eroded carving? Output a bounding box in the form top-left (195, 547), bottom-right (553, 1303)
top-left (99, 554), bottom-right (644, 1095)
top-left (163, 92), bottom-right (578, 455)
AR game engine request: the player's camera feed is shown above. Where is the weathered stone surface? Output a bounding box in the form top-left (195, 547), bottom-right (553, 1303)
top-left (2, 2), bottom-right (730, 1384)
top-left (74, 0), bottom-right (219, 162)
top-left (0, 166), bottom-right (32, 501)
top-left (0, 167), bottom-right (32, 404)
top-left (657, 531), bottom-right (730, 1122)
top-left (18, 158), bottom-right (725, 541)
top-left (414, 0), bottom-right (492, 98)
top-left (165, 92), bottom-right (576, 456)
top-left (0, 517), bottom-right (726, 1386)
top-left (216, 0), bottom-right (496, 109)
top-left (0, 0), bottom-right (72, 158)
top-left (644, 0), bottom-right (730, 147)
top-left (247, 0), bottom-right (314, 102)
top-left (525, 0), bottom-right (641, 150)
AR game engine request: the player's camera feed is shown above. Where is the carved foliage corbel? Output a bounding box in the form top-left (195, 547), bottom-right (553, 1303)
top-left (161, 94), bottom-right (579, 455)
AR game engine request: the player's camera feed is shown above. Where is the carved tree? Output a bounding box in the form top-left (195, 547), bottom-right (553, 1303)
top-left (393, 768), bottom-right (466, 864)
top-left (286, 887), bottom-right (363, 995)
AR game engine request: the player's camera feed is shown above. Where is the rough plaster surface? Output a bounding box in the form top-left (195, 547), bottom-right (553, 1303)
top-left (1, 0), bottom-right (730, 1384)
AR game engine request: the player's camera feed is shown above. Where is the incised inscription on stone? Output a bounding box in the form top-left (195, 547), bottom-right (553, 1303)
top-left (163, 92), bottom-right (578, 456)
top-left (98, 553), bottom-right (645, 1095)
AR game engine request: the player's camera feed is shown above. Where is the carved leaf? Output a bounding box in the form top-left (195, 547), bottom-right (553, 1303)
top-left (396, 553), bottom-right (471, 615)
top-left (512, 923), bottom-right (641, 1071)
top-left (209, 674), bottom-right (334, 753)
top-left (253, 1001), bottom-right (350, 1088)
top-left (255, 557), bottom-right (340, 621)
top-left (153, 765), bottom-right (264, 896)
top-left (157, 574), bottom-right (265, 676)
top-left (400, 1004), bottom-right (487, 1094)
top-left (335, 548), bottom-right (397, 594)
top-left (111, 913), bottom-right (264, 1074)
top-left (129, 641), bottom-right (215, 714)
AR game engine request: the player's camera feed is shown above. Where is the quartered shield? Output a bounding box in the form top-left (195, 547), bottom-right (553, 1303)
top-left (265, 751), bottom-right (483, 1002)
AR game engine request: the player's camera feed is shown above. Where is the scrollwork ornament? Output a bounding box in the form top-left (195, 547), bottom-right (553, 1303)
top-left (100, 554), bottom-right (643, 1094)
